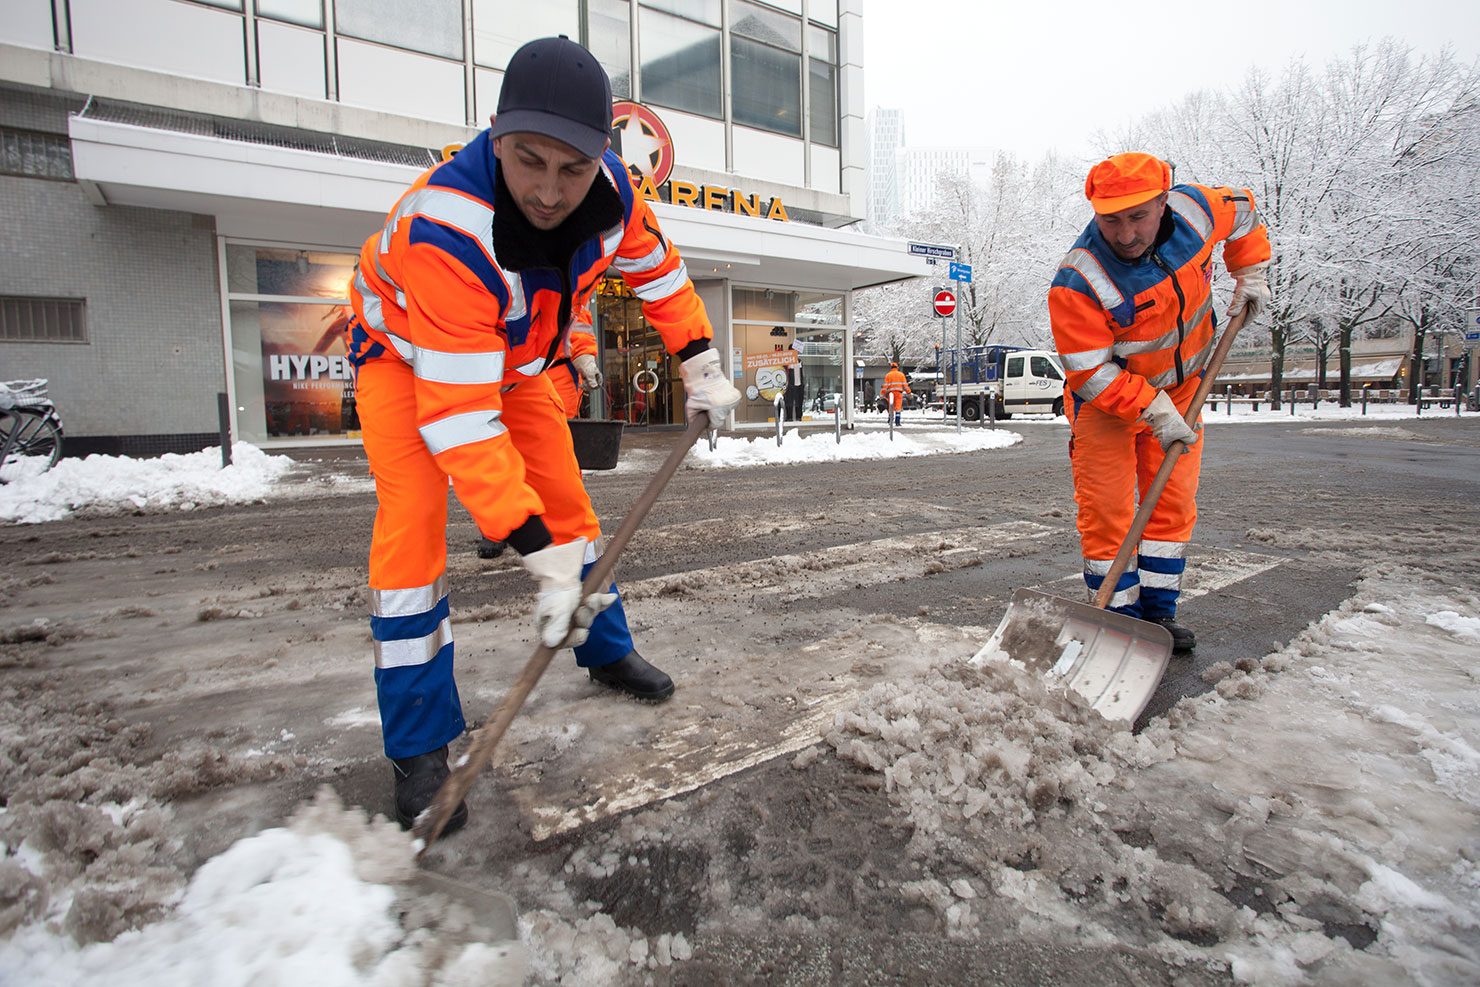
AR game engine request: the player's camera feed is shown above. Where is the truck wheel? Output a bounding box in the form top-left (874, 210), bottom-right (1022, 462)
top-left (1052, 398), bottom-right (1065, 418)
top-left (962, 400), bottom-right (981, 422)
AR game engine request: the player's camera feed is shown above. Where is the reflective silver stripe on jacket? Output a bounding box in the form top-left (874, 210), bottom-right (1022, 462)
top-left (1061, 249), bottom-right (1125, 310)
top-left (600, 222), bottom-right (625, 258)
top-left (513, 356), bottom-right (548, 376)
top-left (1167, 191), bottom-right (1212, 240)
top-left (374, 617), bottom-right (453, 669)
top-left (413, 345), bottom-right (505, 385)
top-left (1230, 192), bottom-right (1260, 240)
top-left (353, 266), bottom-right (413, 360)
top-left (1074, 363), bottom-right (1122, 401)
top-left (418, 409), bottom-right (507, 455)
top-left (1147, 333), bottom-right (1214, 388)
top-left (377, 187), bottom-right (527, 322)
top-left (1061, 346), bottom-right (1113, 372)
top-left (612, 241), bottom-right (668, 275)
top-left (632, 262), bottom-right (689, 302)
top-left (370, 575), bottom-right (448, 618)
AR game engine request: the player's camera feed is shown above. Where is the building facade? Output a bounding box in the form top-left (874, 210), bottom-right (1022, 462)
top-left (0, 0), bottom-right (933, 453)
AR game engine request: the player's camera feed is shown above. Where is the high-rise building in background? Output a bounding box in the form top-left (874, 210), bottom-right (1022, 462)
top-left (866, 107), bottom-right (903, 227)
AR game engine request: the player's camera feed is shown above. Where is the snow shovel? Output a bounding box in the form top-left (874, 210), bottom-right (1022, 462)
top-left (970, 310), bottom-right (1250, 724)
top-left (414, 413), bottom-right (714, 851)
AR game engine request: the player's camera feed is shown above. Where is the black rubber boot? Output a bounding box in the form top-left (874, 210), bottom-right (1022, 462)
top-left (1144, 616), bottom-right (1196, 653)
top-left (391, 745), bottom-right (468, 835)
top-left (476, 538), bottom-right (506, 559)
top-left (588, 650), bottom-right (675, 701)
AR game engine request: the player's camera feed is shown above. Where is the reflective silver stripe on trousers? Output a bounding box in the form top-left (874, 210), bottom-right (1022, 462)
top-left (632, 262), bottom-right (689, 302)
top-left (1084, 557), bottom-right (1140, 609)
top-left (1061, 249), bottom-right (1125, 310)
top-left (378, 187), bottom-right (527, 322)
top-left (370, 574), bottom-right (449, 617)
top-left (1074, 363), bottom-right (1122, 401)
top-left (1167, 191), bottom-right (1212, 239)
top-left (374, 617), bottom-right (453, 669)
top-left (1060, 346), bottom-right (1113, 372)
top-left (612, 241), bottom-right (668, 275)
top-left (1230, 191), bottom-right (1259, 240)
top-left (1139, 570), bottom-right (1181, 590)
top-left (1140, 540), bottom-right (1187, 559)
top-left (419, 409), bottom-right (506, 455)
top-left (414, 345), bottom-right (505, 385)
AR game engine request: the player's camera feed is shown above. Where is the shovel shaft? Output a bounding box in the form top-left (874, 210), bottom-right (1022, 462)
top-left (415, 414), bottom-right (712, 850)
top-left (1093, 310), bottom-right (1249, 611)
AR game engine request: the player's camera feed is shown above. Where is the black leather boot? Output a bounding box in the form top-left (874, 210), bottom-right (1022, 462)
top-left (476, 538), bottom-right (506, 559)
top-left (1144, 616), bottom-right (1196, 653)
top-left (588, 650), bottom-right (675, 701)
top-left (391, 745), bottom-right (468, 835)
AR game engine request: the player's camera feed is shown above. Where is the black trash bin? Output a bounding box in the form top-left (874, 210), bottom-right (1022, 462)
top-left (568, 419), bottom-right (624, 470)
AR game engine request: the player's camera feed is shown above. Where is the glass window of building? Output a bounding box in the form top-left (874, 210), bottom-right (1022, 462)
top-left (336, 0), bottom-right (464, 61)
top-left (257, 0), bottom-right (323, 28)
top-left (808, 0), bottom-right (837, 28)
top-left (638, 3), bottom-right (722, 119)
top-left (586, 0), bottom-right (632, 98)
top-left (225, 245), bottom-right (360, 443)
top-left (731, 287), bottom-right (846, 424)
top-left (640, 0), bottom-right (720, 25)
top-left (807, 24), bottom-right (837, 146)
top-left (191, 0), bottom-right (244, 9)
top-left (731, 1), bottom-right (802, 137)
top-left (472, 1), bottom-right (580, 70)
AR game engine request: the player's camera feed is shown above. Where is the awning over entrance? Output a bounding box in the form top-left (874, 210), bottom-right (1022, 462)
top-left (68, 113), bottom-right (934, 290)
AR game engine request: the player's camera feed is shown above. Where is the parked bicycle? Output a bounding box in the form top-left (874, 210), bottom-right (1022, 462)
top-left (0, 379), bottom-right (65, 482)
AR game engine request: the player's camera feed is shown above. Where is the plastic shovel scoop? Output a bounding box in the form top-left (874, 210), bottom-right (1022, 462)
top-left (969, 588), bottom-right (1172, 724)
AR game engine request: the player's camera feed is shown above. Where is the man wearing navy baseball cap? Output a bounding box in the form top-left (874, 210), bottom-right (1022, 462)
top-left (346, 36), bottom-right (740, 835)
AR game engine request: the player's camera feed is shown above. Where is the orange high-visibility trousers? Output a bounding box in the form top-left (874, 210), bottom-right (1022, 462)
top-left (549, 359), bottom-right (583, 419)
top-left (1064, 374), bottom-right (1203, 619)
top-left (356, 356), bottom-right (628, 758)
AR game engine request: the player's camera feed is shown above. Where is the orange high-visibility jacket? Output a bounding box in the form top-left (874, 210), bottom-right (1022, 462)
top-left (548, 310), bottom-right (598, 419)
top-left (881, 367), bottom-right (911, 408)
top-left (1049, 183), bottom-right (1271, 421)
top-left (348, 130), bottom-right (710, 537)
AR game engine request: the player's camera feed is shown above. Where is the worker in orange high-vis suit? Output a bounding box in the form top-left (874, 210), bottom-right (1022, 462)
top-left (881, 363), bottom-right (911, 426)
top-left (345, 37), bottom-right (741, 836)
top-left (1049, 152), bottom-right (1270, 653)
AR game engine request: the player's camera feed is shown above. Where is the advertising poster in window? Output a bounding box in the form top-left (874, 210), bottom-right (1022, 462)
top-left (254, 256), bottom-right (357, 438)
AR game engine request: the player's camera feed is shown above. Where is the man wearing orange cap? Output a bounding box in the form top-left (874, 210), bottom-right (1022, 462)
top-left (1048, 152), bottom-right (1271, 652)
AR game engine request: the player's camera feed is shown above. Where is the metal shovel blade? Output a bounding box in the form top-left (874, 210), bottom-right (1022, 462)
top-left (970, 588), bottom-right (1173, 725)
top-left (404, 869), bottom-right (520, 943)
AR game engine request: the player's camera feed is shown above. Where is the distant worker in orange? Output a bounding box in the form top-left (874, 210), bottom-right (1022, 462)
top-left (1049, 152), bottom-right (1270, 652)
top-left (881, 362), bottom-right (912, 426)
top-left (345, 37), bottom-right (740, 835)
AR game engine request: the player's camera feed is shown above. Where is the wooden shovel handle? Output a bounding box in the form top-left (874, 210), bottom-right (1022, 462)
top-left (415, 414), bottom-right (712, 851)
top-left (1092, 310), bottom-right (1249, 610)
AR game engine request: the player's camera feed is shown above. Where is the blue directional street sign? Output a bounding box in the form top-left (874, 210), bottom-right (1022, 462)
top-left (949, 262), bottom-right (972, 283)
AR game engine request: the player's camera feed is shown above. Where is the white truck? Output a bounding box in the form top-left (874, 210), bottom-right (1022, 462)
top-left (936, 345), bottom-right (1067, 421)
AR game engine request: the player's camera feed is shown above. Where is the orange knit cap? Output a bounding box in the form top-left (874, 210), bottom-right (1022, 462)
top-left (1084, 153), bottom-right (1171, 215)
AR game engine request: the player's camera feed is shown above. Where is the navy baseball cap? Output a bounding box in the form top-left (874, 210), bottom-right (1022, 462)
top-left (491, 36), bottom-right (612, 159)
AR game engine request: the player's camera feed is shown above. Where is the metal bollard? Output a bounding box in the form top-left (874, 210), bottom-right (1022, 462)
top-left (835, 404), bottom-right (842, 443)
top-left (1362, 386), bottom-right (1368, 415)
top-left (774, 392), bottom-right (785, 446)
top-left (217, 391), bottom-right (233, 468)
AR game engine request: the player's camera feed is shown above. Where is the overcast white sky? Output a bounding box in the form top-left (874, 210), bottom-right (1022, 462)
top-left (862, 0), bottom-right (1480, 163)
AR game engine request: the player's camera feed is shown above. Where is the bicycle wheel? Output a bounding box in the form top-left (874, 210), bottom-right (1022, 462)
top-left (0, 410), bottom-right (63, 480)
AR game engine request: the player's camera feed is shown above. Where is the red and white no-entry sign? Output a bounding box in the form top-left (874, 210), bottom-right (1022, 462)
top-left (933, 289), bottom-right (957, 317)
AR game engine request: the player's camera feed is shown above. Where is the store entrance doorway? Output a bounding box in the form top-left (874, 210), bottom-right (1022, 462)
top-left (595, 280), bottom-right (682, 427)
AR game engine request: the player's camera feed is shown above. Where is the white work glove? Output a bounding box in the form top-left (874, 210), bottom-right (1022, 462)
top-left (1140, 391), bottom-right (1200, 452)
top-left (1227, 261), bottom-right (1271, 320)
top-left (679, 349), bottom-right (741, 430)
top-left (519, 537), bottom-right (616, 649)
top-left (572, 353), bottom-right (603, 392)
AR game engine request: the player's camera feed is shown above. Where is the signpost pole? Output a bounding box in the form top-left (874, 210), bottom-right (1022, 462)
top-left (954, 283), bottom-right (962, 435)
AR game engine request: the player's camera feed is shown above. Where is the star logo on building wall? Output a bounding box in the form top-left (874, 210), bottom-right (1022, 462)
top-left (611, 101), bottom-right (675, 187)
